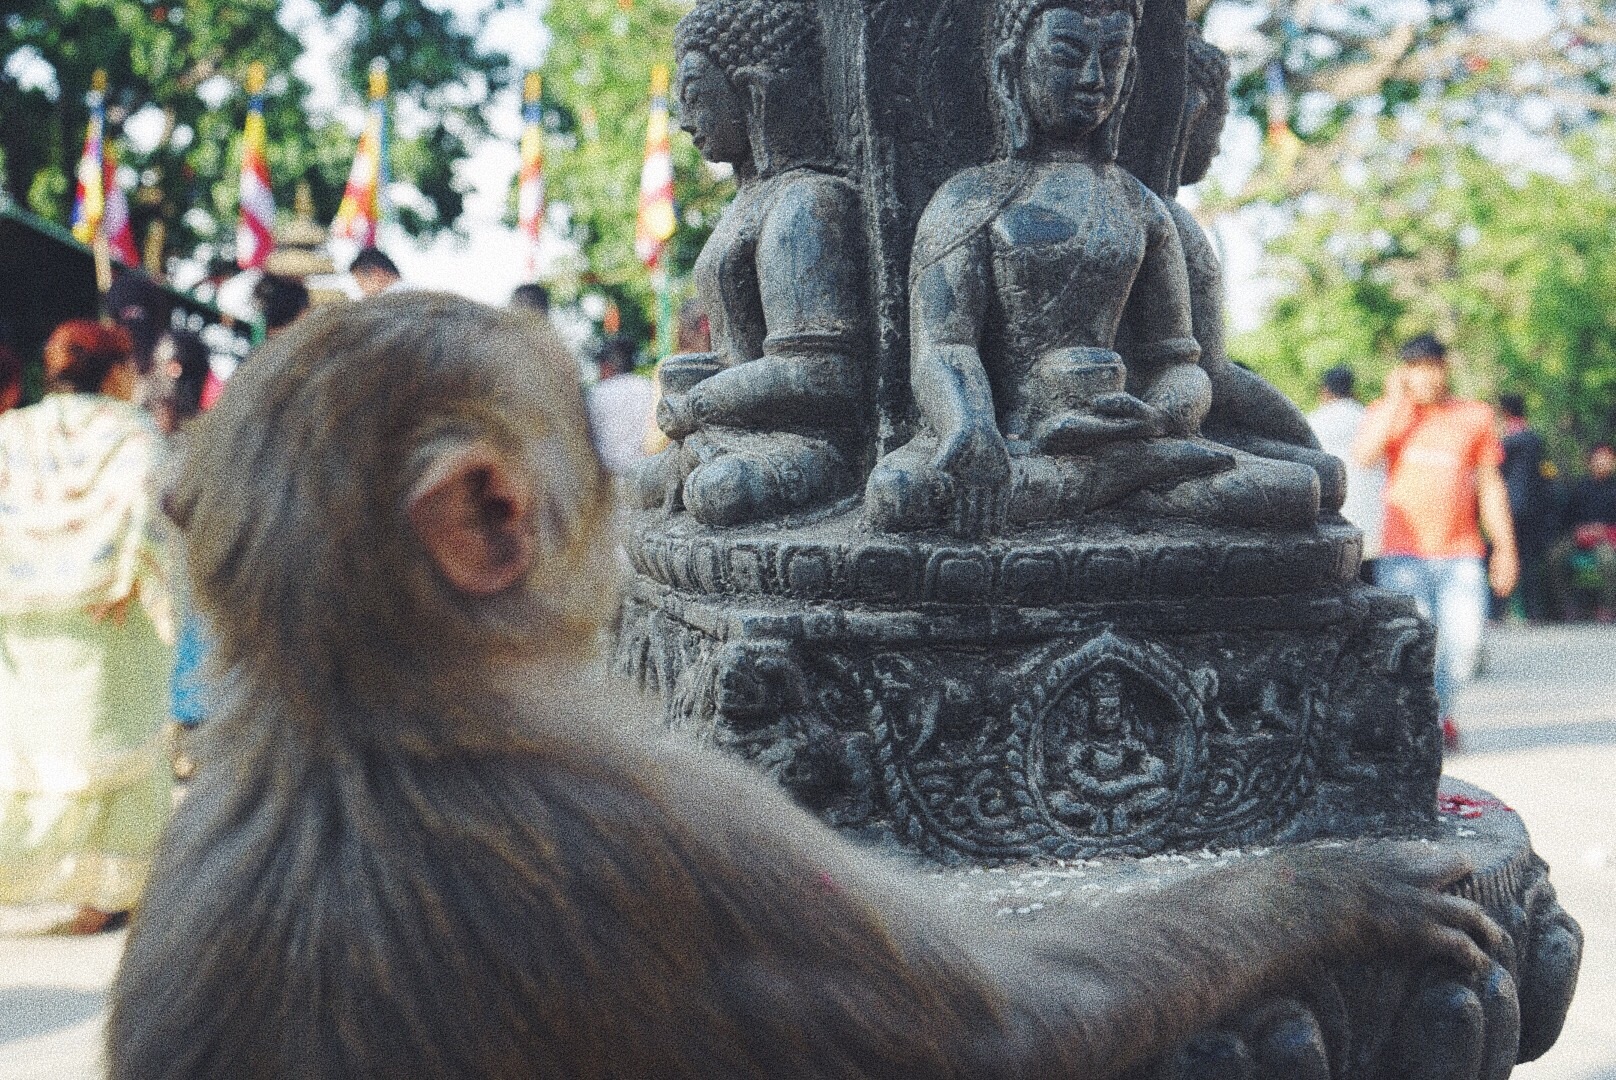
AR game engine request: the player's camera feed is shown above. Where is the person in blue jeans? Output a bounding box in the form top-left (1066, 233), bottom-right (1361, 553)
top-left (1354, 336), bottom-right (1519, 751)
top-left (1372, 556), bottom-right (1490, 724)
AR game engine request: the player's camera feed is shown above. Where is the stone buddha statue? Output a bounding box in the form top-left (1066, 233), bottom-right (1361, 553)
top-left (1169, 25), bottom-right (1346, 512)
top-left (865, 0), bottom-right (1321, 539)
top-left (628, 0), bottom-right (868, 528)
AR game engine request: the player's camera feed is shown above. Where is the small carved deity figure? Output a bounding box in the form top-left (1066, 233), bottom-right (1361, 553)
top-left (866, 0), bottom-right (1321, 538)
top-left (628, 0), bottom-right (868, 527)
top-left (1046, 668), bottom-right (1173, 836)
top-left (1167, 25), bottom-right (1347, 512)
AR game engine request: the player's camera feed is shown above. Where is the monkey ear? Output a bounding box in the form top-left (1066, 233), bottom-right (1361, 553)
top-left (406, 442), bottom-right (536, 597)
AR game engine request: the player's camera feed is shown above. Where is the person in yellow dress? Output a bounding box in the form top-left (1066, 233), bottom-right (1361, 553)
top-left (0, 319), bottom-right (175, 934)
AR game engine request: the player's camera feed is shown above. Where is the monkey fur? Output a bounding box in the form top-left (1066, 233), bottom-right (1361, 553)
top-left (109, 294), bottom-right (1501, 1079)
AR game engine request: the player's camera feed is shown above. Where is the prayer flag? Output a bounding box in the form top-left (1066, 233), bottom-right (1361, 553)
top-left (332, 59), bottom-right (390, 249)
top-left (71, 72), bottom-right (138, 266)
top-left (517, 72), bottom-right (547, 275)
top-left (237, 62), bottom-right (276, 270)
top-left (70, 72), bottom-right (109, 249)
top-left (634, 64), bottom-right (676, 269)
top-left (101, 148), bottom-right (139, 266)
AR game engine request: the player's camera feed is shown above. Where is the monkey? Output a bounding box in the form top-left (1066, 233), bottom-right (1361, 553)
top-left (109, 292), bottom-right (1503, 1079)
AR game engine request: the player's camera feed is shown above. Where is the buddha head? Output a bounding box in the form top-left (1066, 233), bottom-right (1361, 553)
top-left (991, 0), bottom-right (1144, 160)
top-left (1177, 23), bottom-right (1231, 186)
top-left (674, 0), bottom-right (829, 177)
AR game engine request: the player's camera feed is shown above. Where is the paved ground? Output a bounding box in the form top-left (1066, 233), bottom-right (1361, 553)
top-left (1452, 624), bottom-right (1616, 1080)
top-left (0, 624), bottom-right (1610, 1078)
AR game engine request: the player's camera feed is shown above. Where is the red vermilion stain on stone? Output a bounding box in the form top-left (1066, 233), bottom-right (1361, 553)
top-left (1438, 793), bottom-right (1514, 819)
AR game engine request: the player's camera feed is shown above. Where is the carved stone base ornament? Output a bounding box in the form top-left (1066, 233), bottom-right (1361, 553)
top-left (617, 519), bottom-right (1440, 862)
top-left (618, 0), bottom-right (1581, 1073)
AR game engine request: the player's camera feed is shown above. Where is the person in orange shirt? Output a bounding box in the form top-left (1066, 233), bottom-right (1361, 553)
top-left (1354, 335), bottom-right (1519, 750)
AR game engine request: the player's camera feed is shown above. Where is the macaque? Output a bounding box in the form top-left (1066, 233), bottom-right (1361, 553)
top-left (110, 294), bottom-right (1500, 1079)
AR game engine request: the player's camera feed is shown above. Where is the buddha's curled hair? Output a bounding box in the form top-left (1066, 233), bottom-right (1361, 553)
top-left (675, 0), bottom-right (823, 89)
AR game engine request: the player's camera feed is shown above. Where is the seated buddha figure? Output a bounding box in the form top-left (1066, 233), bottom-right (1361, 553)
top-left (628, 0), bottom-right (867, 528)
top-left (1168, 24), bottom-right (1346, 513)
top-left (866, 0), bottom-right (1320, 539)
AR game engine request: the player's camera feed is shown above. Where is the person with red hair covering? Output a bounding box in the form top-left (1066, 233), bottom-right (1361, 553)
top-left (0, 345), bottom-right (23, 415)
top-left (0, 320), bottom-right (174, 935)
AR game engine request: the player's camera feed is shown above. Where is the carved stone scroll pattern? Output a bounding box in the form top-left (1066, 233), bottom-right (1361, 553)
top-left (615, 596), bottom-right (1436, 864)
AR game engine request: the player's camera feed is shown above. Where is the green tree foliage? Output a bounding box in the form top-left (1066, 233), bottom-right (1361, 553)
top-left (0, 0), bottom-right (508, 265)
top-left (1234, 123), bottom-right (1616, 454)
top-left (1199, 0), bottom-right (1616, 209)
top-left (538, 0), bottom-right (732, 340)
top-left (1198, 0), bottom-right (1616, 459)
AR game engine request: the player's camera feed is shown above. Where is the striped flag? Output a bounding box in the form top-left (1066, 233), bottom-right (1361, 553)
top-left (516, 72), bottom-right (547, 275)
top-left (237, 62), bottom-right (275, 270)
top-left (71, 71), bottom-right (137, 266)
top-left (634, 64), bottom-right (676, 269)
top-left (69, 74), bottom-right (108, 249)
top-left (101, 147), bottom-right (139, 266)
top-left (332, 59), bottom-right (390, 249)
top-left (1264, 60), bottom-right (1302, 178)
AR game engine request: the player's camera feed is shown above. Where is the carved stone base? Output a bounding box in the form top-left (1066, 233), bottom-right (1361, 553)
top-left (924, 779), bottom-right (1581, 1080)
top-left (615, 516), bottom-right (1442, 863)
top-left (616, 513), bottom-right (1583, 1073)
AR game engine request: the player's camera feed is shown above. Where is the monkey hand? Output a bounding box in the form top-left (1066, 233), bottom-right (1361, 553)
top-left (1289, 841), bottom-right (1505, 978)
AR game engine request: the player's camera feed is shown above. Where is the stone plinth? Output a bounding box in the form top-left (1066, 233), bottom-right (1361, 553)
top-left (616, 513), bottom-right (1442, 863)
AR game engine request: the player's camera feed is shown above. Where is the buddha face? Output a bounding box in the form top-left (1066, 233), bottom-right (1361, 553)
top-left (1018, 7), bottom-right (1134, 149)
top-left (676, 51), bottom-right (749, 165)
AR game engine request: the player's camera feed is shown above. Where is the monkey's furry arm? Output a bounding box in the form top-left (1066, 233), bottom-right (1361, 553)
top-left (579, 705), bottom-right (1501, 1080)
top-left (951, 842), bottom-right (1502, 1079)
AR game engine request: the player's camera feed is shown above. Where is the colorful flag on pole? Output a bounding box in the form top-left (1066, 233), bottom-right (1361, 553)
top-left (332, 59), bottom-right (390, 249)
top-left (1264, 60), bottom-right (1302, 178)
top-left (101, 147), bottom-right (139, 267)
top-left (71, 71), bottom-right (138, 267)
top-left (70, 71), bottom-right (109, 248)
top-left (634, 64), bottom-right (676, 269)
top-left (516, 71), bottom-right (547, 275)
top-left (237, 62), bottom-right (275, 270)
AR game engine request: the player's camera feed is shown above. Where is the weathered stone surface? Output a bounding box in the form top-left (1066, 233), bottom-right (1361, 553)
top-left (618, 555), bottom-right (1438, 863)
top-left (620, 0), bottom-right (1582, 1072)
top-left (625, 513), bottom-right (1364, 603)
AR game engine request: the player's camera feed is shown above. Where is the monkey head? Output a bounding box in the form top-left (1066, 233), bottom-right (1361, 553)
top-left (166, 293), bottom-right (619, 717)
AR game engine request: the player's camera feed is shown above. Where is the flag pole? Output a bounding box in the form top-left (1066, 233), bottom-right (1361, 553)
top-left (237, 60), bottom-right (276, 271)
top-left (371, 58), bottom-right (390, 233)
top-left (656, 270), bottom-right (673, 360)
top-left (517, 71), bottom-right (547, 279)
top-left (331, 58), bottom-right (388, 252)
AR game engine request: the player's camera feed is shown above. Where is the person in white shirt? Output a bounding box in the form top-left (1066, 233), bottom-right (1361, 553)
top-left (1308, 365), bottom-right (1385, 578)
top-left (586, 336), bottom-right (657, 478)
